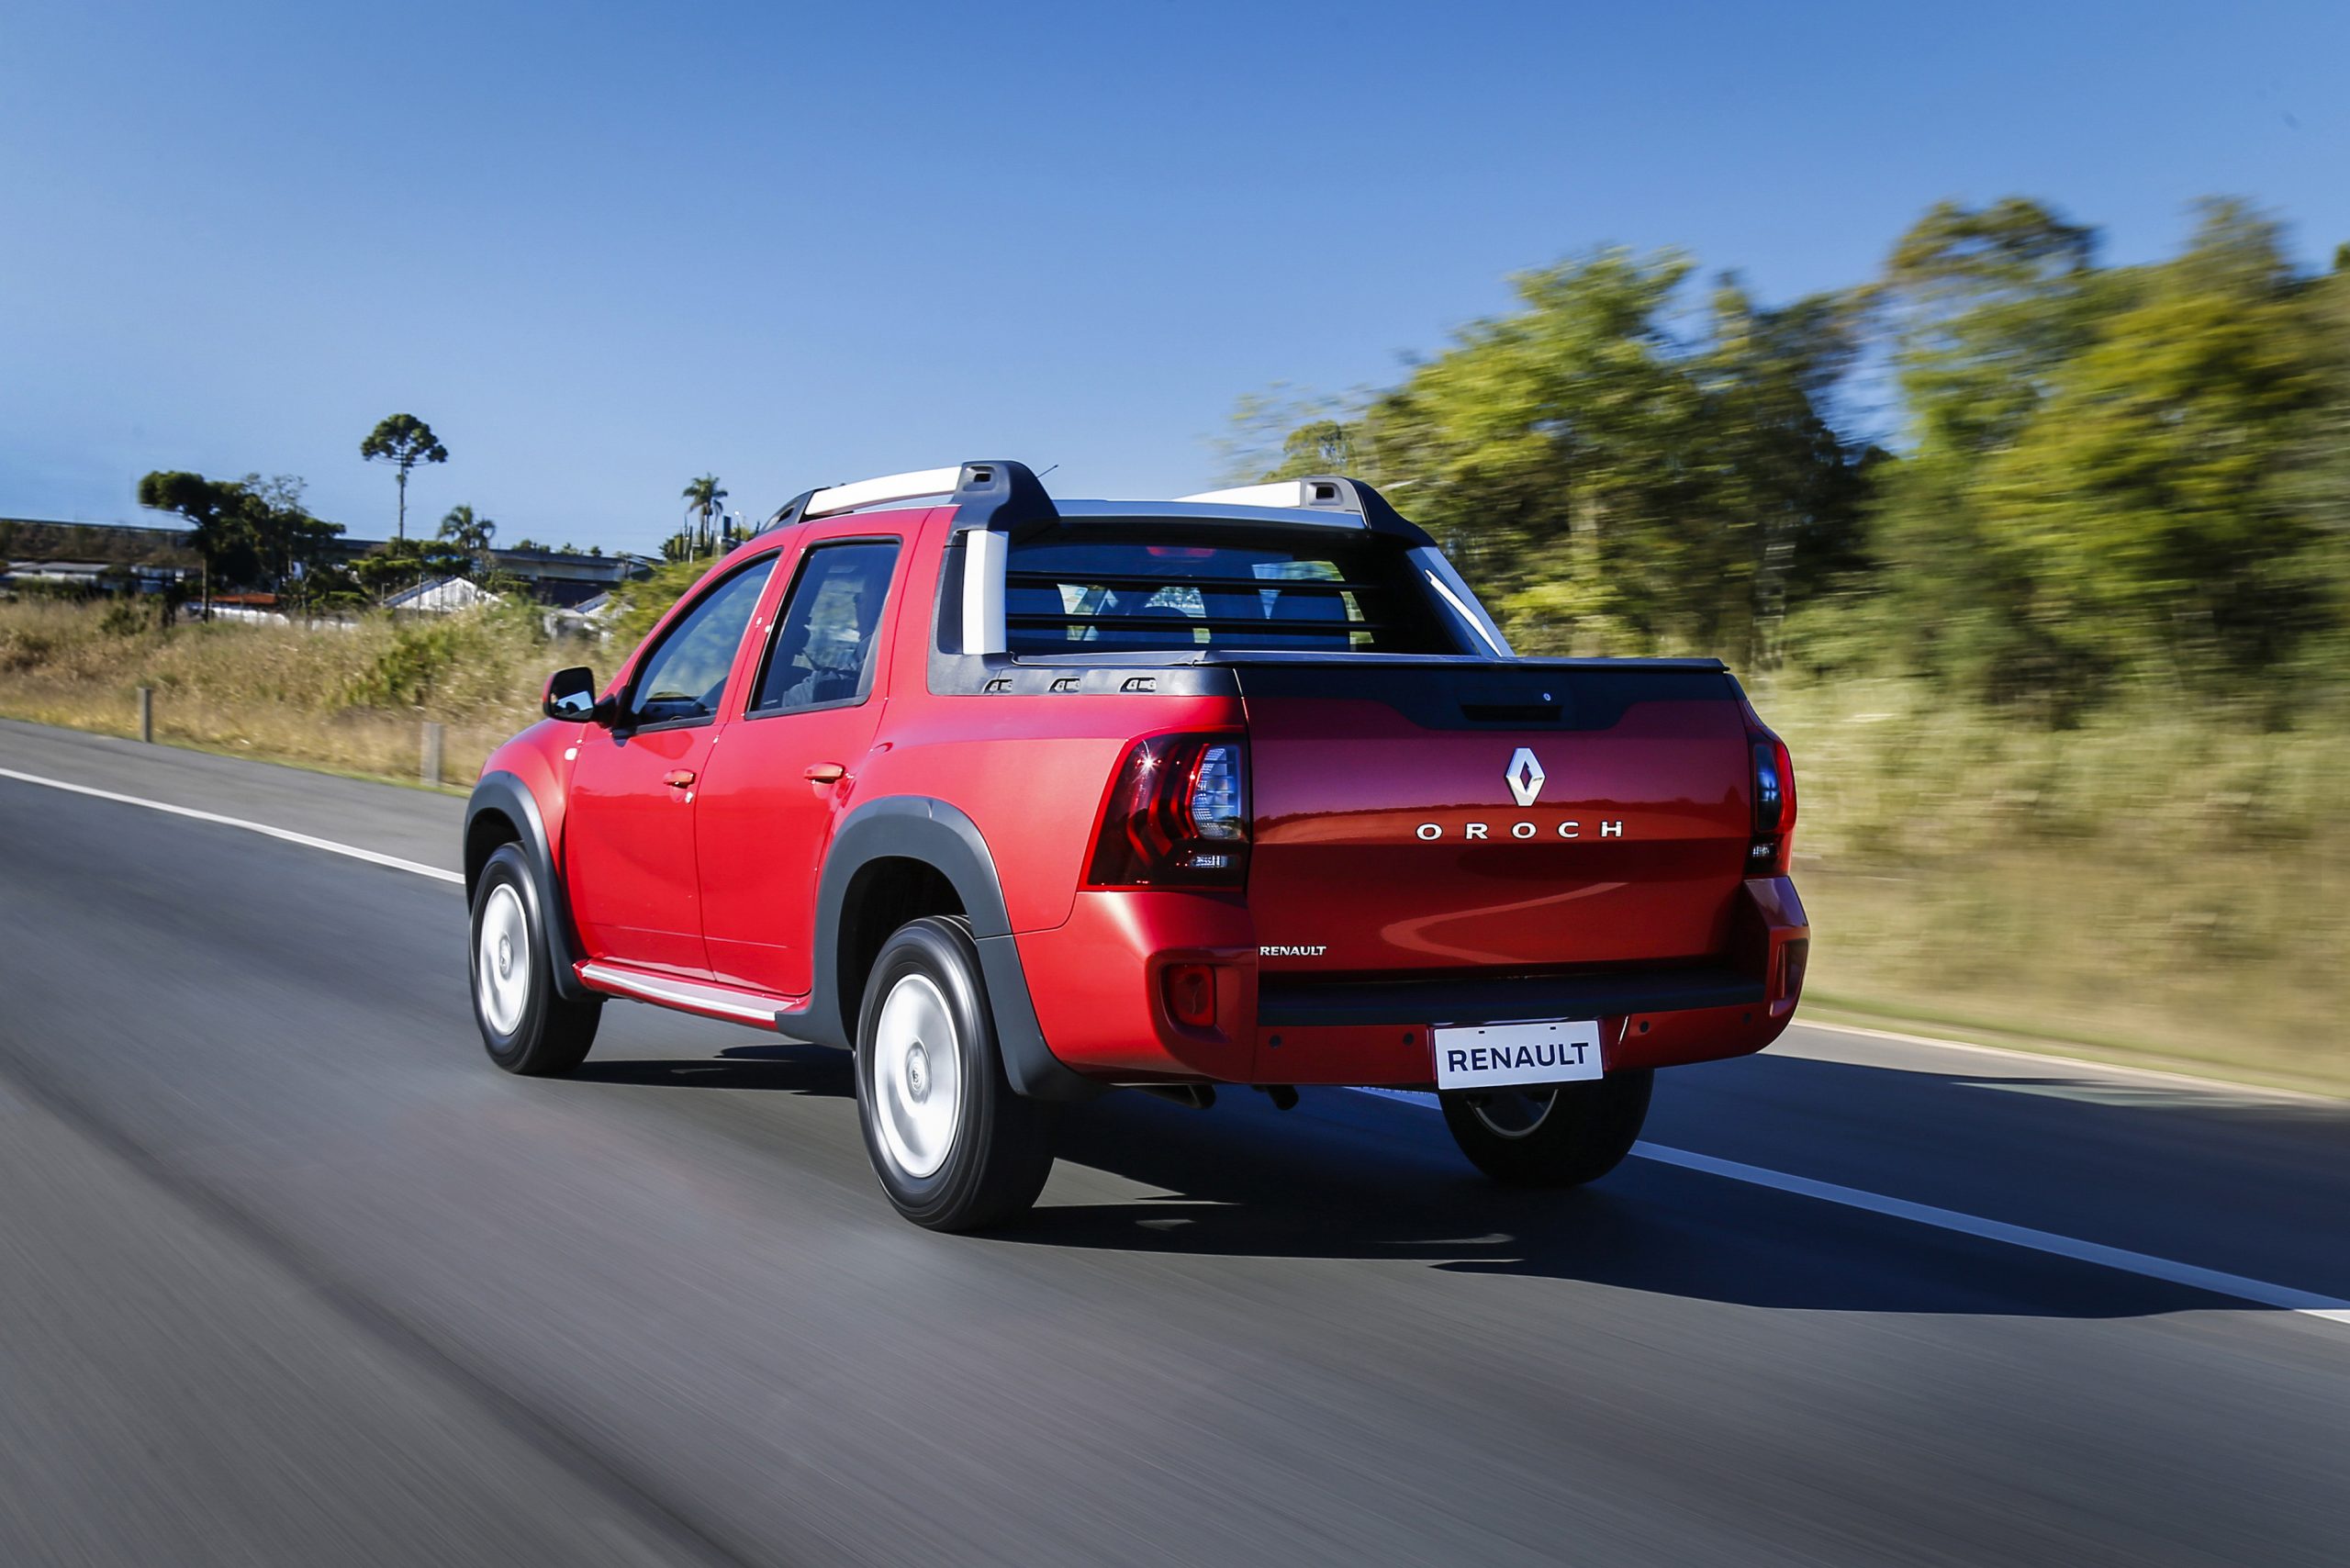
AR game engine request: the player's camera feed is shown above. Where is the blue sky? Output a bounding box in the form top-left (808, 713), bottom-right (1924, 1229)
top-left (3, 0), bottom-right (2344, 554)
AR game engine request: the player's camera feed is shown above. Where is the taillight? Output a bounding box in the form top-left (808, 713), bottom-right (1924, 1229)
top-left (1086, 734), bottom-right (1249, 888)
top-left (1747, 732), bottom-right (1796, 876)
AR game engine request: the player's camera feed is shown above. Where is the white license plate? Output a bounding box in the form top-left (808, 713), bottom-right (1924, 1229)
top-left (1432, 1020), bottom-right (1605, 1092)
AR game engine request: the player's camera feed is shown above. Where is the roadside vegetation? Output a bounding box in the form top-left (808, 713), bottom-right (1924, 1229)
top-left (1220, 194), bottom-right (2350, 1091)
top-left (5, 592), bottom-right (2341, 1089)
top-left (4, 193), bottom-right (2344, 1088)
top-left (0, 595), bottom-right (560, 784)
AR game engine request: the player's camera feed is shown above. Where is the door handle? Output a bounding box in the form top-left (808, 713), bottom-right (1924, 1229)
top-left (664, 769), bottom-right (697, 789)
top-left (803, 762), bottom-right (845, 784)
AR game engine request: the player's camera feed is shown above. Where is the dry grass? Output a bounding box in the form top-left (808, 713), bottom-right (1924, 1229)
top-left (0, 598), bottom-right (564, 784)
top-left (1754, 675), bottom-right (2349, 1092)
top-left (3, 599), bottom-right (2341, 1088)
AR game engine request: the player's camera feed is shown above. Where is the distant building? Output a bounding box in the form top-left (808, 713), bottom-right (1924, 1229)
top-left (2, 557), bottom-right (189, 596)
top-left (0, 516), bottom-right (653, 609)
top-left (383, 576), bottom-right (505, 614)
top-left (473, 546), bottom-right (650, 609)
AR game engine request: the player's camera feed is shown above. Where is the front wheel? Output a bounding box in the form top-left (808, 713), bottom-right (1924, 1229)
top-left (855, 916), bottom-right (1057, 1231)
top-left (1439, 1069), bottom-right (1652, 1187)
top-left (470, 844), bottom-right (600, 1076)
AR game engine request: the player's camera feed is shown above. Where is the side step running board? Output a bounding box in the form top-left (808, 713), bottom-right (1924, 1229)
top-left (576, 962), bottom-right (795, 1030)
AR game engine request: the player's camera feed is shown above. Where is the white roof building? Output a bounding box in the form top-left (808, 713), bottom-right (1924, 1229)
top-left (383, 576), bottom-right (505, 614)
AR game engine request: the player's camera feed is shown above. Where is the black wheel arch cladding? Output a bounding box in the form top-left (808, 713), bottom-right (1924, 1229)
top-left (464, 771), bottom-right (593, 1002)
top-left (790, 795), bottom-right (1097, 1102)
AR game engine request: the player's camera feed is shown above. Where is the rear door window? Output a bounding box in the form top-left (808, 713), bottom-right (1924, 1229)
top-left (749, 540), bottom-right (903, 715)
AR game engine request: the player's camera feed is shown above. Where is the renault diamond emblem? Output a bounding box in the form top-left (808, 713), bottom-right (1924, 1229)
top-left (1505, 747), bottom-right (1545, 808)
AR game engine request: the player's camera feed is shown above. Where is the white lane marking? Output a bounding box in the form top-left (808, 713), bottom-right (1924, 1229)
top-left (1955, 1080), bottom-right (2288, 1111)
top-left (0, 767), bottom-right (464, 885)
top-left (8, 763), bottom-right (2341, 1324)
top-left (1352, 1088), bottom-right (2350, 1326)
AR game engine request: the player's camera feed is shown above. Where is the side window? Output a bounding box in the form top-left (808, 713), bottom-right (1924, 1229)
top-left (624, 562), bottom-right (774, 729)
top-left (750, 540), bottom-right (903, 716)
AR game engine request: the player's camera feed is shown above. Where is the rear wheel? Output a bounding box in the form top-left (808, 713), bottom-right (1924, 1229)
top-left (855, 916), bottom-right (1056, 1231)
top-left (1439, 1069), bottom-right (1652, 1187)
top-left (470, 844), bottom-right (600, 1076)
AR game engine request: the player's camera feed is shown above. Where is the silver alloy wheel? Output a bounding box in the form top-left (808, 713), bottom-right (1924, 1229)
top-left (476, 882), bottom-right (531, 1036)
top-left (870, 971), bottom-right (963, 1180)
top-left (1469, 1088), bottom-right (1558, 1140)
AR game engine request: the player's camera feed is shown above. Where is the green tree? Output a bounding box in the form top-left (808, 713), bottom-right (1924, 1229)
top-left (437, 503), bottom-right (497, 562)
top-left (137, 471), bottom-right (257, 616)
top-left (1850, 197), bottom-right (2344, 708)
top-left (681, 474), bottom-right (728, 559)
top-left (360, 414), bottom-right (449, 541)
top-left (1874, 197), bottom-right (2103, 456)
top-left (352, 534), bottom-right (478, 603)
top-left (610, 556), bottom-right (710, 646)
top-left (135, 471), bottom-right (345, 616)
top-left (1974, 203), bottom-right (2331, 694)
top-left (1244, 248), bottom-right (1866, 662)
top-left (242, 475), bottom-right (348, 615)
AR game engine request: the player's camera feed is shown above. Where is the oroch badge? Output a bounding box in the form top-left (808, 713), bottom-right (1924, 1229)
top-left (1505, 747), bottom-right (1546, 809)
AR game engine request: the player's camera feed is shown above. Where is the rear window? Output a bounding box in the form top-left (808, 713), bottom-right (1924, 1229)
top-left (1004, 524), bottom-right (1457, 654)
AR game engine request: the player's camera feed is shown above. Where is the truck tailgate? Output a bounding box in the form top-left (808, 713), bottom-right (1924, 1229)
top-left (1237, 660), bottom-right (1755, 980)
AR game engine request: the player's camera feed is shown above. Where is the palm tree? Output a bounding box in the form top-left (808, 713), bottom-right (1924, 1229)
top-left (436, 504), bottom-right (496, 569)
top-left (436, 504), bottom-right (494, 551)
top-left (681, 475), bottom-right (727, 559)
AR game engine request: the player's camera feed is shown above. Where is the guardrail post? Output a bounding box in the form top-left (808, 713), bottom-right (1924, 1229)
top-left (421, 721), bottom-right (444, 787)
top-left (137, 686), bottom-right (153, 744)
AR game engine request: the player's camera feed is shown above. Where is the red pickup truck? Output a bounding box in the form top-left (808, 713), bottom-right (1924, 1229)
top-left (464, 461), bottom-right (1807, 1230)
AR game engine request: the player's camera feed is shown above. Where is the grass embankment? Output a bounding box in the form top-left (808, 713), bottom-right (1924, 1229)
top-left (2, 599), bottom-right (2341, 1091)
top-left (1756, 678), bottom-right (2346, 1093)
top-left (0, 599), bottom-right (566, 787)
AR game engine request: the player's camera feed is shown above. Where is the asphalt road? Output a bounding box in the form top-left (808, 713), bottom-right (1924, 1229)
top-left (4, 717), bottom-right (2348, 1566)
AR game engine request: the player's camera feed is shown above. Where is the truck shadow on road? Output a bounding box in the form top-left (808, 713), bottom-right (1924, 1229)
top-left (566, 1040), bottom-right (2348, 1321)
top-left (1014, 1058), bottom-right (2350, 1320)
top-left (566, 1041), bottom-right (856, 1096)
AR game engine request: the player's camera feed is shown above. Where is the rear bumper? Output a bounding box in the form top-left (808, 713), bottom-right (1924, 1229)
top-left (1015, 877), bottom-right (1809, 1087)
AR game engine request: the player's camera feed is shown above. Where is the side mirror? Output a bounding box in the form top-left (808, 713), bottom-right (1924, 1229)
top-left (542, 666), bottom-right (605, 723)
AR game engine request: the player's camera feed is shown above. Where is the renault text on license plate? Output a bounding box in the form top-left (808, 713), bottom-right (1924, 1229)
top-left (1431, 1019), bottom-right (1605, 1092)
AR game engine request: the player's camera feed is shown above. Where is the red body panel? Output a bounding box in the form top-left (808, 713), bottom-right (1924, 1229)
top-left (477, 498), bottom-right (1808, 1089)
top-left (1245, 693), bottom-right (1753, 977)
top-left (696, 517), bottom-right (914, 996)
top-left (565, 722), bottom-right (720, 975)
top-left (1015, 876), bottom-right (1807, 1085)
top-left (561, 548), bottom-right (782, 977)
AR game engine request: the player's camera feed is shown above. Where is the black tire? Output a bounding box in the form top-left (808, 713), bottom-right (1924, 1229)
top-left (1439, 1069), bottom-right (1653, 1187)
top-left (469, 843), bottom-right (600, 1077)
top-left (854, 915), bottom-right (1056, 1231)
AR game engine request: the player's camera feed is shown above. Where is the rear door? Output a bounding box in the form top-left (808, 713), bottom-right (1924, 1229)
top-left (694, 521), bottom-right (913, 998)
top-left (1239, 661), bottom-right (1755, 979)
top-left (564, 554), bottom-right (776, 976)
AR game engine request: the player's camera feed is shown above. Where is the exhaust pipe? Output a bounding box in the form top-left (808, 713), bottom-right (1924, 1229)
top-left (1133, 1083), bottom-right (1216, 1110)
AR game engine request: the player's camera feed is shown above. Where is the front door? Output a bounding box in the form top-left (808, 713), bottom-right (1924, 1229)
top-left (565, 555), bottom-right (775, 976)
top-left (697, 529), bottom-right (910, 997)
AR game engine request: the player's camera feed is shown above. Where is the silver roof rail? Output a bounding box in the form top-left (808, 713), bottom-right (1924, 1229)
top-left (1177, 475), bottom-right (1427, 543)
top-left (765, 463), bottom-right (1430, 545)
top-left (1175, 478), bottom-right (1355, 511)
top-left (803, 466), bottom-right (964, 519)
